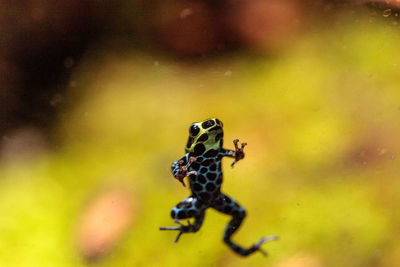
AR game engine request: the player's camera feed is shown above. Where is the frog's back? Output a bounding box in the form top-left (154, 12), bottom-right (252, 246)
top-left (184, 118), bottom-right (224, 203)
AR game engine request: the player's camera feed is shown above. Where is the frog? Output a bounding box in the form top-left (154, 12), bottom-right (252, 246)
top-left (159, 118), bottom-right (278, 256)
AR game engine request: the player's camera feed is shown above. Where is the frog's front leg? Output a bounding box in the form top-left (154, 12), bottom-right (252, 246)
top-left (172, 156), bottom-right (197, 187)
top-left (230, 139), bottom-right (247, 167)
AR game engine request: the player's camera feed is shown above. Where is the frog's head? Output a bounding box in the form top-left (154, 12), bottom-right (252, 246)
top-left (185, 118), bottom-right (224, 154)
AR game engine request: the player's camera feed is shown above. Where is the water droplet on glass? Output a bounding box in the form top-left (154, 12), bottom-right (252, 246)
top-left (50, 94), bottom-right (62, 107)
top-left (64, 57), bottom-right (74, 69)
top-left (377, 148), bottom-right (387, 155)
top-left (180, 8), bottom-right (193, 19)
top-left (383, 9), bottom-right (392, 18)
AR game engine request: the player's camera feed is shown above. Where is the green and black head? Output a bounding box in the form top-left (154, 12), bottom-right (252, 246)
top-left (185, 118), bottom-right (224, 154)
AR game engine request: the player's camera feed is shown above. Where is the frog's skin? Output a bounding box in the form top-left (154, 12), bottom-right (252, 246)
top-left (160, 118), bottom-right (278, 256)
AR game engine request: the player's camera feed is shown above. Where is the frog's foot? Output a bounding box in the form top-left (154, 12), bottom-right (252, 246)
top-left (183, 156), bottom-right (197, 170)
top-left (252, 236), bottom-right (279, 256)
top-left (159, 219), bottom-right (195, 243)
top-left (231, 139), bottom-right (247, 168)
top-left (176, 157), bottom-right (197, 187)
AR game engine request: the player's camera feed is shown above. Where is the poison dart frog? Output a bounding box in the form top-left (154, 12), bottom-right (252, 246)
top-left (160, 118), bottom-right (278, 256)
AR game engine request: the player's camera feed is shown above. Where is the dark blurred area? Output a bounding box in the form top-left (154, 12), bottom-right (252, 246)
top-left (2, 0), bottom-right (399, 145)
top-left (1, 1), bottom-right (107, 135)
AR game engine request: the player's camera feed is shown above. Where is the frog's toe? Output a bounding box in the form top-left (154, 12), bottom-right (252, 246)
top-left (253, 235), bottom-right (279, 256)
top-left (159, 226), bottom-right (180, 231)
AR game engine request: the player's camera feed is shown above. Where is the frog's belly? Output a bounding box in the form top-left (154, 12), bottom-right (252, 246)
top-left (189, 168), bottom-right (223, 203)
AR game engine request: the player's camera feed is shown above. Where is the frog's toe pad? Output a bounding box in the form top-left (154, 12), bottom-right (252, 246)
top-left (254, 235), bottom-right (279, 256)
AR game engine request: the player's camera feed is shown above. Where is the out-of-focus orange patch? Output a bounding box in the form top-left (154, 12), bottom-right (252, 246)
top-left (273, 253), bottom-right (324, 267)
top-left (226, 0), bottom-right (305, 52)
top-left (344, 127), bottom-right (400, 167)
top-left (381, 246), bottom-right (400, 267)
top-left (76, 188), bottom-right (136, 262)
top-left (154, 1), bottom-right (219, 56)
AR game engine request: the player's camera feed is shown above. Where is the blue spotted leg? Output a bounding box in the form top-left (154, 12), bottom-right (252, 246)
top-left (171, 155), bottom-right (197, 187)
top-left (211, 193), bottom-right (279, 256)
top-left (159, 196), bottom-right (206, 242)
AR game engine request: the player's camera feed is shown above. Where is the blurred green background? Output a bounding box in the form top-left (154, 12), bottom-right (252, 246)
top-left (1, 1), bottom-right (400, 266)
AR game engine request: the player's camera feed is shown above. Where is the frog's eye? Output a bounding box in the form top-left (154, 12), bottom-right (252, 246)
top-left (190, 125), bottom-right (200, 136)
top-left (202, 120), bottom-right (215, 129)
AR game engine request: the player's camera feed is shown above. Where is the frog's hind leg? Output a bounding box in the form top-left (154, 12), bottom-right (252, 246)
top-left (211, 194), bottom-right (278, 256)
top-left (159, 196), bottom-right (205, 242)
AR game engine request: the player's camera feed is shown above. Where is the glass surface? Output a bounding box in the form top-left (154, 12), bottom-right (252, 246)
top-left (1, 1), bottom-right (400, 266)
